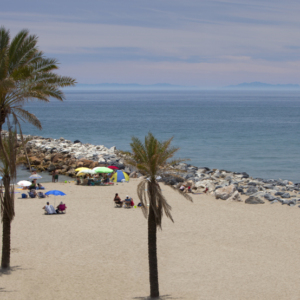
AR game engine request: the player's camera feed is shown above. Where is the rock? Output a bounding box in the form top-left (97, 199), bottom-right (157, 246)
top-left (48, 163), bottom-right (56, 172)
top-left (245, 186), bottom-right (258, 195)
top-left (195, 180), bottom-right (215, 191)
top-left (275, 192), bottom-right (284, 196)
top-left (245, 196), bottom-right (265, 204)
top-left (264, 193), bottom-right (276, 201)
top-left (215, 185), bottom-right (236, 200)
top-left (227, 191), bottom-right (242, 202)
top-left (74, 140), bottom-right (81, 144)
top-left (29, 156), bottom-right (41, 165)
top-left (270, 200), bottom-right (278, 204)
top-left (281, 193), bottom-right (290, 198)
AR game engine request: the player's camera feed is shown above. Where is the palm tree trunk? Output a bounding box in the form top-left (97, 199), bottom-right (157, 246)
top-left (148, 205), bottom-right (159, 298)
top-left (1, 175), bottom-right (11, 269)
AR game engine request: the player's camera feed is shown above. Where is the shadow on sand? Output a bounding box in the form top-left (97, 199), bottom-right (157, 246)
top-left (0, 265), bottom-right (26, 293)
top-left (133, 295), bottom-right (183, 300)
top-left (0, 265), bottom-right (24, 276)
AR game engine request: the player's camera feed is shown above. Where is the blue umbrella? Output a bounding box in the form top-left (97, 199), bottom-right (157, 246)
top-left (45, 190), bottom-right (66, 196)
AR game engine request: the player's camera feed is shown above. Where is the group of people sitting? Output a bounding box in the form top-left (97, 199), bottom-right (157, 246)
top-left (76, 174), bottom-right (112, 186)
top-left (43, 201), bottom-right (67, 214)
top-left (113, 193), bottom-right (135, 208)
top-left (179, 184), bottom-right (193, 193)
top-left (22, 180), bottom-right (47, 198)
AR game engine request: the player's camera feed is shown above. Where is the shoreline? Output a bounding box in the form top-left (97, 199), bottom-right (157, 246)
top-left (2, 130), bottom-right (300, 206)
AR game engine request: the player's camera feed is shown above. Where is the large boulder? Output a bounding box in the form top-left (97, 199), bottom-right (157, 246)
top-left (195, 180), bottom-right (215, 191)
top-left (29, 156), bottom-right (41, 166)
top-left (215, 185), bottom-right (236, 200)
top-left (48, 163), bottom-right (56, 172)
top-left (51, 153), bottom-right (64, 163)
top-left (227, 191), bottom-right (242, 202)
top-left (245, 186), bottom-right (258, 195)
top-left (245, 196), bottom-right (265, 204)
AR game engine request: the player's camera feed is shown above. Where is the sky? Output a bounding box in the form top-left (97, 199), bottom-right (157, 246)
top-left (2, 0), bottom-right (300, 87)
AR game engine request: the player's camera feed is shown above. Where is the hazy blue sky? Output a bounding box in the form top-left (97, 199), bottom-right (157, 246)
top-left (2, 0), bottom-right (300, 86)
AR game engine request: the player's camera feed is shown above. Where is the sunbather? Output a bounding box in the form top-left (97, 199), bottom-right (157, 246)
top-left (43, 202), bottom-right (56, 214)
top-left (28, 190), bottom-right (37, 198)
top-left (38, 191), bottom-right (47, 198)
top-left (56, 201), bottom-right (67, 213)
top-left (123, 195), bottom-right (132, 208)
top-left (37, 183), bottom-right (45, 190)
top-left (114, 193), bottom-right (122, 207)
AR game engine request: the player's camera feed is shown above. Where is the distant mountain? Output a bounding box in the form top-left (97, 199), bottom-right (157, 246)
top-left (67, 83), bottom-right (195, 91)
top-left (226, 82), bottom-right (300, 90)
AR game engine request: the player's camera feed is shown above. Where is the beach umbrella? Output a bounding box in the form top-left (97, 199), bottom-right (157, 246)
top-left (29, 174), bottom-right (42, 180)
top-left (17, 180), bottom-right (32, 187)
top-left (108, 166), bottom-right (119, 170)
top-left (45, 190), bottom-right (66, 209)
top-left (111, 170), bottom-right (130, 182)
top-left (75, 167), bottom-right (90, 172)
top-left (93, 167), bottom-right (113, 173)
top-left (45, 190), bottom-right (66, 196)
top-left (76, 169), bottom-right (96, 176)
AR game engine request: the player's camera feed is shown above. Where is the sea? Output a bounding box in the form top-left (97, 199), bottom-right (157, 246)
top-left (11, 90), bottom-right (300, 183)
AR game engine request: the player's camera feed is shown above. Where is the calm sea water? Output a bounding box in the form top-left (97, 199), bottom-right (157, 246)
top-left (14, 90), bottom-right (300, 182)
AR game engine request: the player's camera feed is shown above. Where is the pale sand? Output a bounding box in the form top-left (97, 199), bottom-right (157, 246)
top-left (1, 179), bottom-right (300, 300)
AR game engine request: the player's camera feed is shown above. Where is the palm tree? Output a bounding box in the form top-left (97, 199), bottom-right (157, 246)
top-left (0, 27), bottom-right (76, 268)
top-left (0, 127), bottom-right (19, 268)
top-left (129, 133), bottom-right (192, 298)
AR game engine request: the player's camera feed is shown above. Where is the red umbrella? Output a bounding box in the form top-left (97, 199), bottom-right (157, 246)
top-left (108, 166), bottom-right (119, 170)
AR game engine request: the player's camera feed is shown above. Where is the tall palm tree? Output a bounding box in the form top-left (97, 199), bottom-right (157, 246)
top-left (0, 127), bottom-right (18, 268)
top-left (0, 27), bottom-right (76, 268)
top-left (129, 133), bottom-right (192, 298)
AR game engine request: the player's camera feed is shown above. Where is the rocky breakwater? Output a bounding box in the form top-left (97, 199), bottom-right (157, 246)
top-left (0, 131), bottom-right (129, 177)
top-left (164, 163), bottom-right (300, 207)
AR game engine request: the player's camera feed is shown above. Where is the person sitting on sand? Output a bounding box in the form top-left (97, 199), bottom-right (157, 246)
top-left (37, 183), bottom-right (45, 190)
top-left (29, 189), bottom-right (37, 198)
top-left (43, 202), bottom-right (56, 214)
top-left (204, 187), bottom-right (208, 193)
top-left (76, 177), bottom-right (81, 185)
top-left (56, 201), bottom-right (67, 213)
top-left (179, 185), bottom-right (185, 192)
top-left (29, 179), bottom-right (37, 190)
top-left (123, 195), bottom-right (132, 207)
top-left (114, 193), bottom-right (122, 207)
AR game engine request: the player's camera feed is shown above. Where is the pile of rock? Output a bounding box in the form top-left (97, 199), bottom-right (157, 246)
top-left (0, 131), bottom-right (132, 177)
top-left (165, 163), bottom-right (300, 206)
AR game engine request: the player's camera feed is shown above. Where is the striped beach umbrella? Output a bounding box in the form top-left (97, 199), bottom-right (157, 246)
top-left (111, 170), bottom-right (129, 182)
top-left (29, 174), bottom-right (42, 179)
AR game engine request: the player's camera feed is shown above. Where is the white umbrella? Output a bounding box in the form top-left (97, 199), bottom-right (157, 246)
top-left (17, 180), bottom-right (32, 187)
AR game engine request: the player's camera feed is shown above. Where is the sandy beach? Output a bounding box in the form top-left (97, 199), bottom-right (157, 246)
top-left (1, 178), bottom-right (300, 300)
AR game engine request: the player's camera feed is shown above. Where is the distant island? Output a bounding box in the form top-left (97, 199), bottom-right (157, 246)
top-left (67, 83), bottom-right (196, 91)
top-left (225, 82), bottom-right (300, 90)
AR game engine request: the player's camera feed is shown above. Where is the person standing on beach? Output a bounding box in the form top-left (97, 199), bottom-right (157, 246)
top-left (55, 170), bottom-right (59, 183)
top-left (52, 170), bottom-right (55, 183)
